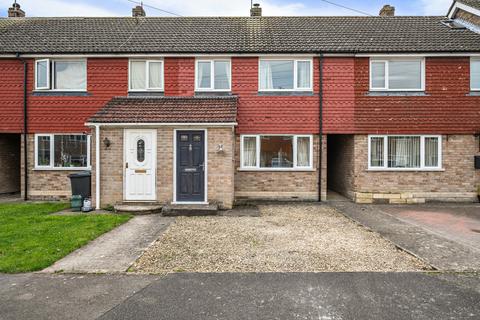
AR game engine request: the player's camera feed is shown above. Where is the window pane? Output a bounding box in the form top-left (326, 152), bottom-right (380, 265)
top-left (54, 135), bottom-right (88, 168)
top-left (197, 61), bottom-right (211, 89)
top-left (425, 137), bottom-right (439, 167)
top-left (472, 60), bottom-right (480, 89)
top-left (260, 136), bottom-right (293, 168)
top-left (370, 137), bottom-right (384, 167)
top-left (130, 61), bottom-right (146, 90)
top-left (389, 60), bottom-right (422, 90)
top-left (388, 136), bottom-right (420, 168)
top-left (54, 61), bottom-right (86, 90)
top-left (296, 137), bottom-right (311, 167)
top-left (297, 61), bottom-right (311, 89)
top-left (137, 139), bottom-right (145, 163)
top-left (242, 137), bottom-right (257, 167)
top-left (36, 60), bottom-right (49, 88)
top-left (259, 60), bottom-right (294, 90)
top-left (148, 61), bottom-right (163, 89)
top-left (37, 136), bottom-right (50, 166)
top-left (214, 61), bottom-right (230, 89)
top-left (371, 62), bottom-right (386, 88)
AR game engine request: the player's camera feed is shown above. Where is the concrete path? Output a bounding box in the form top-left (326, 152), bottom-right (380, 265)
top-left (1, 272), bottom-right (479, 320)
top-left (42, 215), bottom-right (174, 273)
top-left (331, 201), bottom-right (480, 271)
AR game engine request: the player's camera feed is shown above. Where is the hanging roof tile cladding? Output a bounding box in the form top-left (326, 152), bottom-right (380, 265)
top-left (0, 16), bottom-right (480, 54)
top-left (88, 96), bottom-right (238, 123)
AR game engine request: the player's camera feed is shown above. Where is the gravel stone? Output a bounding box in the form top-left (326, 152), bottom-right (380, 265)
top-left (132, 204), bottom-right (429, 273)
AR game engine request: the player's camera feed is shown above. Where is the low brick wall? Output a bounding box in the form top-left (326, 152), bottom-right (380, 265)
top-left (234, 135), bottom-right (327, 202)
top-left (329, 134), bottom-right (479, 204)
top-left (0, 134), bottom-right (20, 194)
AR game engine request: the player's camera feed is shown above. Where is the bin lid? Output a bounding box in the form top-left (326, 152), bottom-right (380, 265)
top-left (68, 171), bottom-right (91, 178)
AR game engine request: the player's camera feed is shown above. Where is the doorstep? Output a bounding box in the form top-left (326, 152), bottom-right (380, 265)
top-left (162, 203), bottom-right (218, 216)
top-left (114, 203), bottom-right (163, 215)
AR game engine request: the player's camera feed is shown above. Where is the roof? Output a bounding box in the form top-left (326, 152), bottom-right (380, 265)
top-left (1, 16), bottom-right (480, 54)
top-left (88, 96), bottom-right (238, 123)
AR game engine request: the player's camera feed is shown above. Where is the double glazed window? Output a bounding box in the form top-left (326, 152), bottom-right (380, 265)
top-left (369, 135), bottom-right (441, 170)
top-left (35, 59), bottom-right (87, 91)
top-left (241, 135), bottom-right (312, 169)
top-left (129, 60), bottom-right (164, 91)
top-left (471, 58), bottom-right (480, 91)
top-left (35, 134), bottom-right (90, 169)
top-left (195, 60), bottom-right (231, 91)
top-left (370, 59), bottom-right (424, 91)
top-left (259, 59), bottom-right (312, 91)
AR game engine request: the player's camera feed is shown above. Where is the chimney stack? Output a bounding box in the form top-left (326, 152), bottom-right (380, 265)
top-left (132, 4), bottom-right (146, 17)
top-left (250, 3), bottom-right (262, 17)
top-left (8, 1), bottom-right (25, 18)
top-left (379, 5), bottom-right (395, 17)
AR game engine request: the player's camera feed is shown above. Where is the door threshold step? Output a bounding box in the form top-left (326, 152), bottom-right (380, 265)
top-left (162, 204), bottom-right (218, 216)
top-left (114, 203), bottom-right (163, 215)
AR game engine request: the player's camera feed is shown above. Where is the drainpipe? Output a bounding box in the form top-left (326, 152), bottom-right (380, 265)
top-left (16, 53), bottom-right (28, 201)
top-left (95, 124), bottom-right (101, 210)
top-left (318, 54), bottom-right (324, 202)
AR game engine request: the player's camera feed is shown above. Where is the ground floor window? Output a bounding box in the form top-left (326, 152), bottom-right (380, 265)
top-left (241, 134), bottom-right (313, 170)
top-left (368, 135), bottom-right (441, 170)
top-left (35, 134), bottom-right (90, 169)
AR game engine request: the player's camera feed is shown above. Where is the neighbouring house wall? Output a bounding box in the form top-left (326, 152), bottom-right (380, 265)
top-left (352, 135), bottom-right (479, 204)
top-left (234, 135), bottom-right (327, 202)
top-left (454, 8), bottom-right (480, 27)
top-left (327, 135), bottom-right (355, 199)
top-left (0, 134), bottom-right (20, 194)
top-left (91, 126), bottom-right (235, 209)
top-left (21, 134), bottom-right (79, 200)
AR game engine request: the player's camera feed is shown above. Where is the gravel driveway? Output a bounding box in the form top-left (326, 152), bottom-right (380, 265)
top-left (132, 204), bottom-right (429, 273)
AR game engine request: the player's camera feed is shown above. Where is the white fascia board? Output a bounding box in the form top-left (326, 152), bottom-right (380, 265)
top-left (448, 2), bottom-right (480, 19)
top-left (356, 53), bottom-right (480, 57)
top-left (85, 122), bottom-right (237, 127)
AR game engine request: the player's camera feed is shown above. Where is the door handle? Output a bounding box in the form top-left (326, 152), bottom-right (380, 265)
top-left (126, 162), bottom-right (129, 169)
top-left (199, 163), bottom-right (205, 171)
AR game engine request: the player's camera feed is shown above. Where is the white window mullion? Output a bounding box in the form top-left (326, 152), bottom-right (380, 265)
top-left (210, 61), bottom-right (215, 90)
top-left (145, 61), bottom-right (151, 90)
top-left (420, 136), bottom-right (425, 169)
top-left (384, 136), bottom-right (388, 169)
top-left (49, 134), bottom-right (55, 168)
top-left (293, 136), bottom-right (298, 167)
top-left (293, 61), bottom-right (298, 91)
top-left (384, 61), bottom-right (389, 90)
top-left (256, 136), bottom-right (261, 169)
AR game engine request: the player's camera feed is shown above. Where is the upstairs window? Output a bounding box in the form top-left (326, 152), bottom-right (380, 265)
top-left (471, 58), bottom-right (480, 91)
top-left (35, 134), bottom-right (90, 170)
top-left (129, 60), bottom-right (164, 91)
top-left (259, 59), bottom-right (312, 91)
top-left (195, 59), bottom-right (231, 91)
top-left (369, 135), bottom-right (441, 170)
top-left (370, 58), bottom-right (425, 91)
top-left (35, 59), bottom-right (87, 91)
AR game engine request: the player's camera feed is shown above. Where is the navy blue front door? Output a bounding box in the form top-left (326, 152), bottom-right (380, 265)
top-left (176, 131), bottom-right (205, 202)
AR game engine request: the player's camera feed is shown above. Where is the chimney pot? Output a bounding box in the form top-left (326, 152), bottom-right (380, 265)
top-left (8, 2), bottom-right (25, 18)
top-left (379, 5), bottom-right (395, 17)
top-left (250, 3), bottom-right (262, 17)
top-left (132, 5), bottom-right (146, 17)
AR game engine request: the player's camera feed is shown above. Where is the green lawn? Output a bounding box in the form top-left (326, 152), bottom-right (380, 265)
top-left (0, 202), bottom-right (131, 273)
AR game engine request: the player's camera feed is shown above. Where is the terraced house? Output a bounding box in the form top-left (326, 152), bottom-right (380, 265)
top-left (0, 1), bottom-right (479, 210)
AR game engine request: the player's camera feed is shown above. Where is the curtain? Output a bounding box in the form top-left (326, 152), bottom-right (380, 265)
top-left (54, 61), bottom-right (86, 90)
top-left (214, 61), bottom-right (230, 89)
top-left (297, 137), bottom-right (310, 167)
top-left (425, 137), bottom-right (439, 167)
top-left (389, 137), bottom-right (420, 168)
top-left (371, 62), bottom-right (386, 88)
top-left (370, 137), bottom-right (384, 167)
top-left (243, 137), bottom-right (257, 167)
top-left (197, 61), bottom-right (211, 88)
top-left (259, 61), bottom-right (273, 90)
top-left (130, 61), bottom-right (146, 90)
top-left (389, 60), bottom-right (421, 90)
top-left (471, 60), bottom-right (480, 89)
top-left (297, 61), bottom-right (311, 89)
top-left (148, 61), bottom-right (163, 88)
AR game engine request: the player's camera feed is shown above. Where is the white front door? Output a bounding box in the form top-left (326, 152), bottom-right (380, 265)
top-left (124, 129), bottom-right (156, 201)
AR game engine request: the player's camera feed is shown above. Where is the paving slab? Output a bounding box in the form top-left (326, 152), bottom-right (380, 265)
top-left (331, 202), bottom-right (480, 271)
top-left (42, 215), bottom-right (174, 273)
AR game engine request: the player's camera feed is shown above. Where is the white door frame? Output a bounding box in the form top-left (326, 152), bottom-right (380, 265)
top-left (172, 128), bottom-right (208, 204)
top-left (123, 129), bottom-right (157, 202)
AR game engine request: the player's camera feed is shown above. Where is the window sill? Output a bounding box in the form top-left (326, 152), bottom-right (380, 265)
top-left (33, 167), bottom-right (91, 171)
top-left (237, 168), bottom-right (315, 172)
top-left (258, 91), bottom-right (314, 96)
top-left (366, 168), bottom-right (445, 172)
top-left (467, 91), bottom-right (480, 96)
top-left (32, 91), bottom-right (90, 97)
top-left (195, 91), bottom-right (232, 96)
top-left (128, 91), bottom-right (164, 97)
top-left (366, 91), bottom-right (428, 97)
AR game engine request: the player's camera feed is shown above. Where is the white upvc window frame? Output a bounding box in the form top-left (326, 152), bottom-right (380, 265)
top-left (258, 58), bottom-right (314, 92)
top-left (34, 59), bottom-right (87, 91)
top-left (34, 133), bottom-right (91, 170)
top-left (471, 58), bottom-right (480, 91)
top-left (128, 59), bottom-right (165, 92)
top-left (367, 134), bottom-right (442, 171)
top-left (240, 134), bottom-right (314, 171)
top-left (369, 58), bottom-right (426, 92)
top-left (194, 58), bottom-right (231, 92)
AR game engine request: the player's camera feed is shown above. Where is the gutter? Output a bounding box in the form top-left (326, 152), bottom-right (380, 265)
top-left (318, 54), bottom-right (324, 202)
top-left (16, 53), bottom-right (28, 201)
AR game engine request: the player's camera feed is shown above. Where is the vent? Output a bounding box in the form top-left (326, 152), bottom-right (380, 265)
top-left (440, 19), bottom-right (467, 30)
